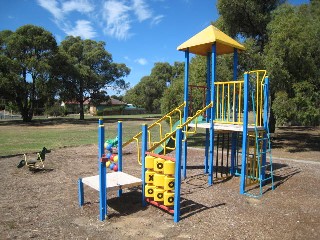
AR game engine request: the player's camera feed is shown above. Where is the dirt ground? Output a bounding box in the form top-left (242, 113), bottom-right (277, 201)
top-left (0, 127), bottom-right (319, 240)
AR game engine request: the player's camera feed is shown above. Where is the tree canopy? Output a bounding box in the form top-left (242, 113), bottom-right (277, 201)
top-left (58, 36), bottom-right (130, 120)
top-left (0, 25), bottom-right (58, 121)
top-left (124, 62), bottom-right (184, 113)
top-left (265, 1), bottom-right (320, 125)
top-left (214, 0), bottom-right (320, 128)
top-left (0, 25), bottom-right (130, 121)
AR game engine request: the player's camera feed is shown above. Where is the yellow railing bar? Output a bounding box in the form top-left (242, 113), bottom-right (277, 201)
top-left (214, 80), bottom-right (244, 124)
top-left (247, 70), bottom-right (267, 127)
top-left (132, 137), bottom-right (141, 165)
top-left (148, 103), bottom-right (213, 153)
top-left (122, 102), bottom-right (185, 148)
top-left (122, 102), bottom-right (186, 165)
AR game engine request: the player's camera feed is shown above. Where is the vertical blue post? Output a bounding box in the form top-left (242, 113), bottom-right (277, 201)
top-left (78, 178), bottom-right (84, 206)
top-left (206, 52), bottom-right (211, 120)
top-left (240, 73), bottom-right (249, 194)
top-left (204, 52), bottom-right (211, 173)
top-left (182, 49), bottom-right (189, 179)
top-left (204, 129), bottom-right (209, 174)
top-left (262, 76), bottom-right (269, 181)
top-left (98, 119), bottom-right (104, 168)
top-left (209, 44), bottom-right (216, 185)
top-left (98, 119), bottom-right (107, 220)
top-left (174, 127), bottom-right (182, 223)
top-left (231, 48), bottom-right (238, 175)
top-left (141, 124), bottom-right (148, 207)
top-left (117, 121), bottom-right (123, 197)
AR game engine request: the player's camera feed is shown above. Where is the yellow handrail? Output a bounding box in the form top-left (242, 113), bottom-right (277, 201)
top-left (148, 102), bottom-right (213, 153)
top-left (214, 80), bottom-right (244, 125)
top-left (122, 102), bottom-right (185, 148)
top-left (248, 70), bottom-right (267, 126)
top-left (122, 102), bottom-right (186, 165)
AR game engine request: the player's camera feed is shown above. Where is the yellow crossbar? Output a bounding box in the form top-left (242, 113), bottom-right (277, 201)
top-left (147, 103), bottom-right (213, 153)
top-left (122, 102), bottom-right (186, 165)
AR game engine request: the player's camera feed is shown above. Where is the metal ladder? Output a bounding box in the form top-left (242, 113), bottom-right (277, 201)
top-left (245, 81), bottom-right (275, 197)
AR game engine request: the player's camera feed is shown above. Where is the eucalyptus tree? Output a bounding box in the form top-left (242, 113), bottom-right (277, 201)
top-left (58, 36), bottom-right (130, 120)
top-left (0, 25), bottom-right (57, 121)
top-left (265, 2), bottom-right (320, 125)
top-left (216, 0), bottom-right (285, 50)
top-left (124, 62), bottom-right (183, 113)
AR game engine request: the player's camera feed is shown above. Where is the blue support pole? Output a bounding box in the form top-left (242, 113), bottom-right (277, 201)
top-left (262, 76), bottom-right (269, 181)
top-left (98, 119), bottom-right (107, 220)
top-left (117, 121), bottom-right (123, 197)
top-left (78, 178), bottom-right (84, 206)
top-left (174, 127), bottom-right (182, 223)
top-left (206, 52), bottom-right (211, 120)
top-left (182, 49), bottom-right (189, 179)
top-left (204, 129), bottom-right (209, 174)
top-left (98, 119), bottom-right (104, 168)
top-left (231, 48), bottom-right (238, 175)
top-left (240, 73), bottom-right (249, 194)
top-left (209, 44), bottom-right (216, 185)
top-left (141, 124), bottom-right (148, 207)
top-left (204, 53), bottom-right (211, 174)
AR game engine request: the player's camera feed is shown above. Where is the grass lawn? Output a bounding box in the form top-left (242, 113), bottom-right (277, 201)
top-left (0, 114), bottom-right (162, 157)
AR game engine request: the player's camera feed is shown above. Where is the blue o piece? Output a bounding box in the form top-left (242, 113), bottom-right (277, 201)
top-left (106, 144), bottom-right (113, 152)
top-left (106, 152), bottom-right (112, 159)
top-left (110, 163), bottom-right (115, 170)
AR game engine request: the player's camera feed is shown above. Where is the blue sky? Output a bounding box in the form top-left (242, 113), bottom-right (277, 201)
top-left (0, 0), bottom-right (309, 95)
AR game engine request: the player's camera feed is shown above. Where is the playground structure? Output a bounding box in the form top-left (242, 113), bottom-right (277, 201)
top-left (78, 25), bottom-right (274, 222)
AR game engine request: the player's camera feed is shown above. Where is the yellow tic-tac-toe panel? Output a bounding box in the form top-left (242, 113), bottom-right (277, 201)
top-left (154, 187), bottom-right (164, 201)
top-left (154, 157), bottom-right (165, 173)
top-left (164, 175), bottom-right (175, 190)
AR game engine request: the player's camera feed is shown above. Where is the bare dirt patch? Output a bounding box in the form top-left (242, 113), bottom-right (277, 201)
top-left (0, 127), bottom-right (319, 239)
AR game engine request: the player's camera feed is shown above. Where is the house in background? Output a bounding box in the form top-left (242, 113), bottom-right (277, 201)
top-left (90, 98), bottom-right (127, 115)
top-left (61, 99), bottom-right (90, 114)
top-left (61, 98), bottom-right (127, 115)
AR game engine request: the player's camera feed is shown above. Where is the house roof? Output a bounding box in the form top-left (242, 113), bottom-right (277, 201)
top-left (177, 25), bottom-right (245, 56)
top-left (63, 100), bottom-right (90, 105)
top-left (110, 98), bottom-right (126, 105)
top-left (63, 98), bottom-right (126, 106)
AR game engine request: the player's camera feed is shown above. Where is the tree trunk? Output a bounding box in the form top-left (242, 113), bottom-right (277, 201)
top-left (79, 100), bottom-right (84, 120)
top-left (268, 92), bottom-right (276, 133)
top-left (20, 68), bottom-right (32, 122)
top-left (79, 78), bottom-right (84, 120)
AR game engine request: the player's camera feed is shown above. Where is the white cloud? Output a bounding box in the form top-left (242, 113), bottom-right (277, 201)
top-left (37, 0), bottom-right (96, 39)
top-left (37, 0), bottom-right (164, 40)
top-left (37, 0), bottom-right (64, 20)
top-left (132, 0), bottom-right (152, 22)
top-left (64, 20), bottom-right (97, 39)
top-left (135, 58), bottom-right (148, 65)
top-left (62, 0), bottom-right (94, 14)
top-left (102, 0), bottom-right (131, 40)
top-left (151, 15), bottom-right (164, 25)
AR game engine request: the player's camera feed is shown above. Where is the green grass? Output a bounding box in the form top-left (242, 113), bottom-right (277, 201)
top-left (0, 114), bottom-right (162, 157)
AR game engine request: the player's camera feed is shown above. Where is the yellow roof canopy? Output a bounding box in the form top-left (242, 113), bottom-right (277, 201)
top-left (177, 25), bottom-right (245, 56)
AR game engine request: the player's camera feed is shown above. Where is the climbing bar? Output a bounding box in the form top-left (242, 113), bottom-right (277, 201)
top-left (214, 80), bottom-right (244, 125)
top-left (148, 103), bottom-right (212, 153)
top-left (122, 102), bottom-right (185, 148)
top-left (247, 70), bottom-right (267, 127)
top-left (122, 102), bottom-right (185, 165)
